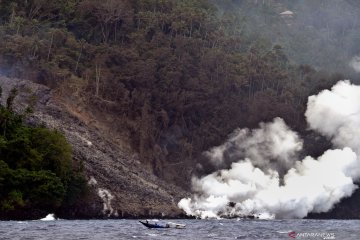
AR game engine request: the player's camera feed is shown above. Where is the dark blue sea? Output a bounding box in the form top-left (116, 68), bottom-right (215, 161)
top-left (0, 219), bottom-right (359, 240)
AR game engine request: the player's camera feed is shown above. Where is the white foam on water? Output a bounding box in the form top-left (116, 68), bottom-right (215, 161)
top-left (40, 214), bottom-right (56, 221)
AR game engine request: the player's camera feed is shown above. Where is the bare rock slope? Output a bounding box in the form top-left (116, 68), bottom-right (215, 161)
top-left (0, 76), bottom-right (187, 219)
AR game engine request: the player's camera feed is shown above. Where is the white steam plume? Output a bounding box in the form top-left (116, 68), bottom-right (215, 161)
top-left (349, 56), bottom-right (360, 73)
top-left (306, 80), bottom-right (360, 153)
top-left (205, 118), bottom-right (302, 174)
top-left (179, 80), bottom-right (360, 219)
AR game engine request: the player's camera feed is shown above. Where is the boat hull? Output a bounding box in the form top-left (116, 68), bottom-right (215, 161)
top-left (139, 220), bottom-right (169, 228)
top-left (139, 220), bottom-right (186, 229)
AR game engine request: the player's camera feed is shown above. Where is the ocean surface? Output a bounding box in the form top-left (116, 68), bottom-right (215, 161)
top-left (0, 219), bottom-right (359, 240)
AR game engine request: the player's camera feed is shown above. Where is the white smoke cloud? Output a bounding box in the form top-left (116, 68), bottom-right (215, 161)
top-left (349, 56), bottom-right (360, 73)
top-left (178, 80), bottom-right (360, 219)
top-left (306, 80), bottom-right (360, 153)
top-left (205, 118), bottom-right (302, 173)
top-left (98, 188), bottom-right (115, 216)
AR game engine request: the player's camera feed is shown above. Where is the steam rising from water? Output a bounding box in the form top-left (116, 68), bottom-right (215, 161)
top-left (179, 80), bottom-right (360, 219)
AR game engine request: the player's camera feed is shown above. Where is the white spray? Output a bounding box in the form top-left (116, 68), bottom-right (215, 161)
top-left (178, 80), bottom-right (360, 219)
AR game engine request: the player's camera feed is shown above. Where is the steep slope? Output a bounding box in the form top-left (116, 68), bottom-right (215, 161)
top-left (1, 0), bottom-right (360, 220)
top-left (0, 75), bottom-right (187, 219)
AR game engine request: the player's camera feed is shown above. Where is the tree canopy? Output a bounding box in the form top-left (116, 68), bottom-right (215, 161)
top-left (0, 86), bottom-right (87, 217)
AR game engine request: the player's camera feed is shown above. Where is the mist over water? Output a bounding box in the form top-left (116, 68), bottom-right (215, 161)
top-left (179, 80), bottom-right (360, 219)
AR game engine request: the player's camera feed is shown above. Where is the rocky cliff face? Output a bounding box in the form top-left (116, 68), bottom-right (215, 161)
top-left (0, 76), bottom-right (188, 219)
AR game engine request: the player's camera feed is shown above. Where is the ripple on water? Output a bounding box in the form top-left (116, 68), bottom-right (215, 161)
top-left (0, 219), bottom-right (359, 240)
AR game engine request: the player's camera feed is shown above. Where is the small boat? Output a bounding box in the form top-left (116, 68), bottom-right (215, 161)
top-left (139, 220), bottom-right (186, 229)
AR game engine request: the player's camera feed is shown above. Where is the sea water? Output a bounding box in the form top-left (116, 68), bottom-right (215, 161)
top-left (0, 219), bottom-right (359, 239)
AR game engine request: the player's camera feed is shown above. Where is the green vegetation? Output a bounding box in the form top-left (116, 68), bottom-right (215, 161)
top-left (0, 86), bottom-right (87, 215)
top-left (0, 0), bottom-right (348, 186)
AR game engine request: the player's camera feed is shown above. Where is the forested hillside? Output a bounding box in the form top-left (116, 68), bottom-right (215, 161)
top-left (0, 0), bottom-right (350, 189)
top-left (213, 0), bottom-right (360, 76)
